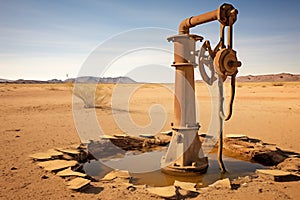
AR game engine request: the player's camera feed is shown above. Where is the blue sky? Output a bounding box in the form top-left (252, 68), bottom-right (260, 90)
top-left (0, 0), bottom-right (299, 81)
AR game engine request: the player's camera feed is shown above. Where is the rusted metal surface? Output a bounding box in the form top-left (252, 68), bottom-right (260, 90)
top-left (162, 3), bottom-right (241, 174)
top-left (179, 9), bottom-right (218, 34)
top-left (162, 34), bottom-right (207, 173)
top-left (179, 3), bottom-right (238, 34)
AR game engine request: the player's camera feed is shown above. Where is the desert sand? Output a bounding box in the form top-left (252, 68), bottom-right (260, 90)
top-left (0, 82), bottom-right (300, 199)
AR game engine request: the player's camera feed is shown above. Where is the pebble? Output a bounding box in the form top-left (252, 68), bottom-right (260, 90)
top-left (241, 183), bottom-right (247, 187)
top-left (41, 175), bottom-right (49, 179)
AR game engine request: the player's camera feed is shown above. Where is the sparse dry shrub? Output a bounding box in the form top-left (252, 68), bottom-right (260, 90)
top-left (73, 84), bottom-right (112, 108)
top-left (272, 83), bottom-right (284, 87)
top-left (47, 85), bottom-right (61, 91)
top-left (65, 82), bottom-right (74, 88)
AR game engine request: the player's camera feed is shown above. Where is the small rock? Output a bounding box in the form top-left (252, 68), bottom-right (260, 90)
top-left (241, 183), bottom-right (247, 187)
top-left (15, 135), bottom-right (20, 138)
top-left (209, 178), bottom-right (231, 189)
top-left (113, 134), bottom-right (128, 138)
top-left (10, 167), bottom-right (17, 170)
top-left (199, 187), bottom-right (212, 193)
top-left (46, 149), bottom-right (64, 157)
top-left (243, 176), bottom-right (252, 183)
top-left (56, 167), bottom-right (86, 177)
top-left (225, 134), bottom-right (247, 138)
top-left (29, 149), bottom-right (63, 161)
top-left (66, 177), bottom-right (91, 190)
top-left (256, 169), bottom-right (300, 182)
top-left (101, 170), bottom-right (130, 181)
top-left (55, 148), bottom-right (81, 155)
top-left (69, 143), bottom-right (83, 149)
top-left (37, 160), bottom-right (77, 171)
top-left (258, 188), bottom-right (263, 193)
top-left (139, 134), bottom-right (155, 139)
top-left (174, 180), bottom-right (197, 192)
top-left (160, 131), bottom-right (172, 136)
top-left (29, 152), bottom-right (52, 161)
top-left (276, 157), bottom-right (300, 173)
top-left (177, 188), bottom-right (189, 196)
top-left (99, 135), bottom-right (117, 139)
top-left (146, 186), bottom-right (176, 198)
top-left (62, 154), bottom-right (74, 160)
top-left (133, 184), bottom-right (147, 189)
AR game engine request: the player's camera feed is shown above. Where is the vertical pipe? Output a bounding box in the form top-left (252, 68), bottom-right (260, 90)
top-left (174, 65), bottom-right (196, 127)
top-left (174, 67), bottom-right (184, 127)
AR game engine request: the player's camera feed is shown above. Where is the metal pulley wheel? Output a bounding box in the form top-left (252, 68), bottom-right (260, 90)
top-left (214, 48), bottom-right (241, 81)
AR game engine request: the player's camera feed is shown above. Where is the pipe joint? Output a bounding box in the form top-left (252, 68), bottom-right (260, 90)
top-left (217, 3), bottom-right (238, 26)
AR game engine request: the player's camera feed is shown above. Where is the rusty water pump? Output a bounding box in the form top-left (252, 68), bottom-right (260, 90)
top-left (161, 3), bottom-right (241, 174)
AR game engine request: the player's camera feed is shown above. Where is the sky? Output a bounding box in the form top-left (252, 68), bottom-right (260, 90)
top-left (0, 0), bottom-right (299, 81)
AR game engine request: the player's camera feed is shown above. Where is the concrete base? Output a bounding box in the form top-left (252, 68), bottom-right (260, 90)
top-left (161, 157), bottom-right (209, 176)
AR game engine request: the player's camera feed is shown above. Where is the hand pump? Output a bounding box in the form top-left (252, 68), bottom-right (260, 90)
top-left (161, 3), bottom-right (241, 174)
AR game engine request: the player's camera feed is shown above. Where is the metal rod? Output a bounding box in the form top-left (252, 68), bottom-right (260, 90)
top-left (218, 76), bottom-right (226, 173)
top-left (228, 25), bottom-right (233, 49)
top-left (220, 24), bottom-right (225, 49)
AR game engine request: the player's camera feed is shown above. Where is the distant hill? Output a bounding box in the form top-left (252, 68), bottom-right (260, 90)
top-left (196, 73), bottom-right (300, 83)
top-left (0, 78), bottom-right (63, 84)
top-left (0, 76), bottom-right (136, 84)
top-left (65, 76), bottom-right (136, 84)
top-left (0, 78), bottom-right (13, 83)
top-left (1, 73), bottom-right (299, 84)
top-left (236, 73), bottom-right (300, 82)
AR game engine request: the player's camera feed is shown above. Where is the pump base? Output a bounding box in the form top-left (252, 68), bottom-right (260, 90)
top-left (161, 157), bottom-right (208, 176)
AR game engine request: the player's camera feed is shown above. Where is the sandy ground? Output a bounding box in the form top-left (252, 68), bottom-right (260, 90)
top-left (0, 82), bottom-right (299, 199)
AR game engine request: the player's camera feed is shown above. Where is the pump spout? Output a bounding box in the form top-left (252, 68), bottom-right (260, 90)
top-left (179, 3), bottom-right (238, 34)
top-left (179, 9), bottom-right (218, 34)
